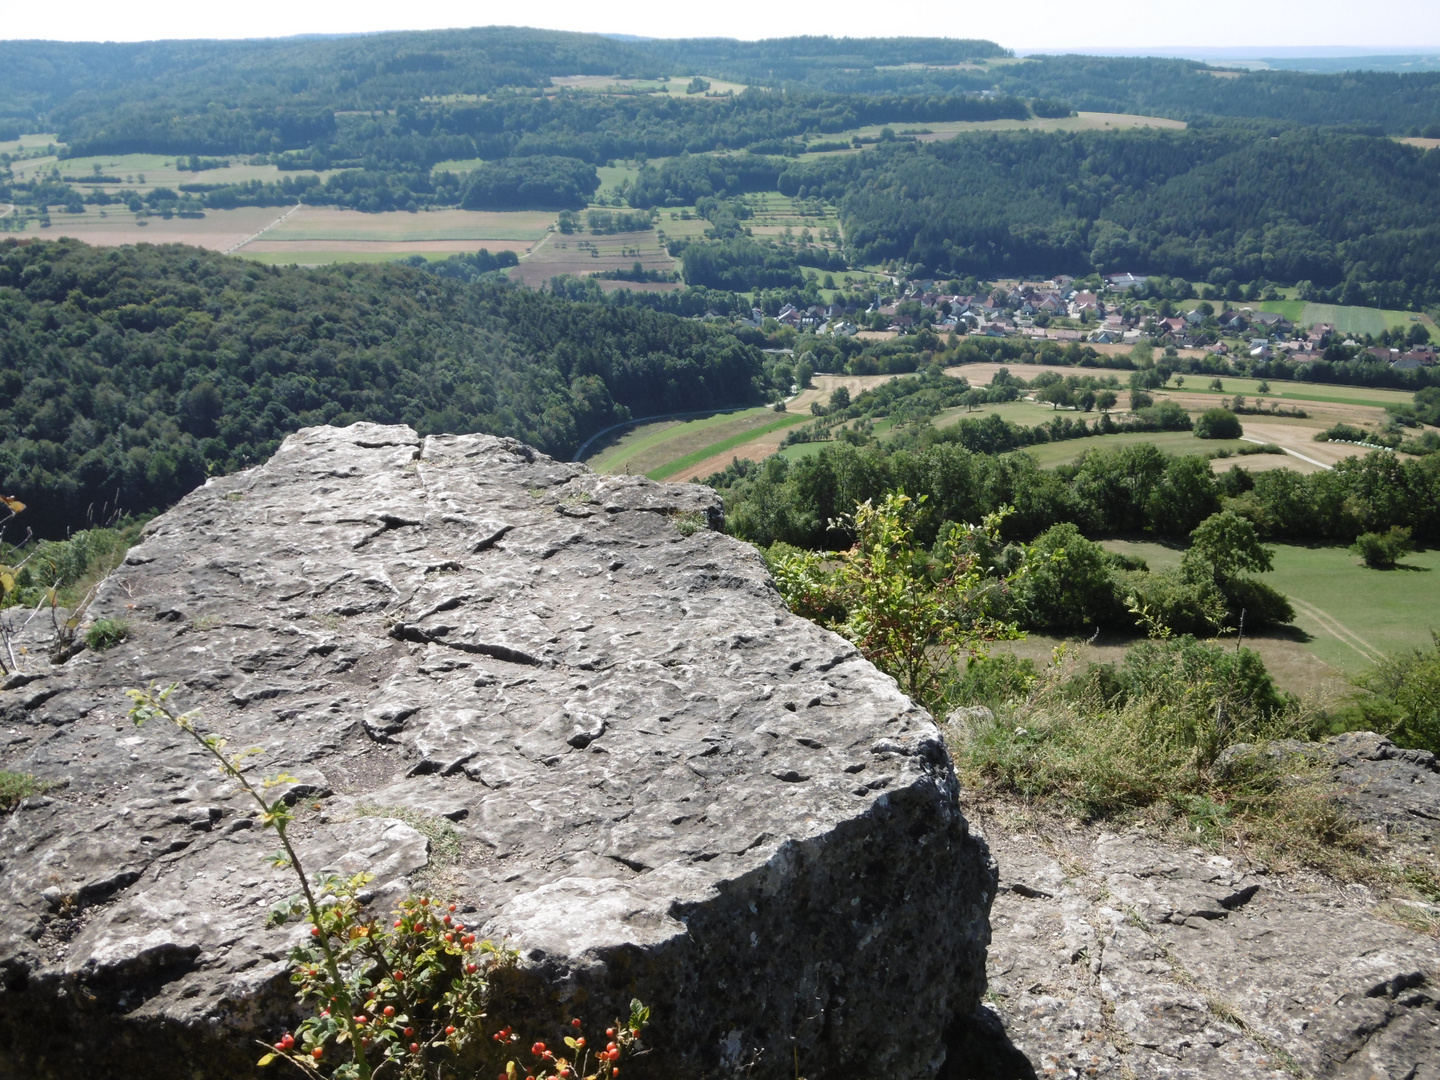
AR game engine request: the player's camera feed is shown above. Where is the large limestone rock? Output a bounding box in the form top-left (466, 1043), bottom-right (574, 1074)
top-left (0, 424), bottom-right (997, 1080)
top-left (972, 755), bottom-right (1440, 1080)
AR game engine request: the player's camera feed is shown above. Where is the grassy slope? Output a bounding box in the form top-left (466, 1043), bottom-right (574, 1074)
top-left (1097, 537), bottom-right (1440, 675)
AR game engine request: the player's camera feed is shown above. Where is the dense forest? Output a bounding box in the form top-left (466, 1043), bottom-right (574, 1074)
top-left (814, 129), bottom-right (1440, 306)
top-left (8, 29), bottom-right (1440, 158)
top-left (0, 239), bottom-right (782, 538)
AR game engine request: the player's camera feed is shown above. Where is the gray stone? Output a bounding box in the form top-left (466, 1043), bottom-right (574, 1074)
top-left (975, 813), bottom-right (1440, 1080)
top-left (0, 423), bottom-right (996, 1080)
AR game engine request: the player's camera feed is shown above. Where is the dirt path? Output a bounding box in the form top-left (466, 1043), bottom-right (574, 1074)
top-left (1287, 597), bottom-right (1384, 664)
top-left (225, 202), bottom-right (303, 255)
top-left (1239, 422), bottom-right (1381, 468)
top-left (518, 229), bottom-right (553, 259)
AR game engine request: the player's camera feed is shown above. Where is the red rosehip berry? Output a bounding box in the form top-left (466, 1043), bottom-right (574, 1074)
top-left (605, 1029), bottom-right (615, 1038)
top-left (532, 1042), bottom-right (545, 1056)
top-left (410, 1042), bottom-right (419, 1053)
top-left (383, 1006), bottom-right (394, 1017)
top-left (311, 1048), bottom-right (324, 1060)
top-left (571, 1018), bottom-right (582, 1028)
top-left (393, 971), bottom-right (404, 981)
top-left (310, 926), bottom-right (321, 937)
top-left (404, 1027), bottom-right (414, 1037)
top-left (466, 962), bottom-right (478, 974)
top-left (576, 1037), bottom-right (585, 1048)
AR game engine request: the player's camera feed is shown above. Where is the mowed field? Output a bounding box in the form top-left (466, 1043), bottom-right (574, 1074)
top-left (645, 364), bottom-right (1424, 483)
top-left (547, 75), bottom-right (750, 97)
top-left (6, 147), bottom-right (338, 195)
top-left (1089, 538), bottom-right (1440, 681)
top-left (807, 112), bottom-right (1187, 154)
top-left (508, 229), bottom-right (678, 286)
top-left (1255, 300), bottom-right (1438, 336)
top-left (7, 202), bottom-right (557, 264)
top-left (585, 374), bottom-right (911, 480)
top-left (241, 206), bottom-right (553, 263)
top-left (14, 205), bottom-right (292, 252)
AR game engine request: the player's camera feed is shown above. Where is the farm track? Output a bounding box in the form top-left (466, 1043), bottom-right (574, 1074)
top-left (1287, 597), bottom-right (1384, 664)
top-left (225, 203), bottom-right (303, 255)
top-left (1240, 435), bottom-right (1334, 471)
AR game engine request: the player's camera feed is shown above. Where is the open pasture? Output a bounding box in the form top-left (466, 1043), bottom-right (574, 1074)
top-left (1257, 299), bottom-right (1435, 336)
top-left (9, 205), bottom-right (289, 251)
top-left (1022, 430), bottom-right (1252, 466)
top-left (823, 111), bottom-right (1186, 149)
top-left (7, 203), bottom-right (555, 264)
top-left (989, 625), bottom-right (1348, 701)
top-left (2, 132), bottom-right (60, 155)
top-left (547, 75), bottom-right (749, 97)
top-left (1095, 538), bottom-right (1440, 677)
top-left (8, 150), bottom-right (335, 194)
top-left (509, 229), bottom-right (675, 286)
top-left (585, 407), bottom-right (788, 477)
top-left (254, 206), bottom-right (553, 243)
top-left (587, 373), bottom-right (910, 480)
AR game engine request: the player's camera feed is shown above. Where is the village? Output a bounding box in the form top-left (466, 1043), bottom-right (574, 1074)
top-left (726, 271), bottom-right (1438, 372)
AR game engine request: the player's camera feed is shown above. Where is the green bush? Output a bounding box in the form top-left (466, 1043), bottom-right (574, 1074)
top-left (951, 653), bottom-right (1038, 708)
top-left (1351, 526), bottom-right (1414, 568)
top-left (1194, 407), bottom-right (1242, 439)
top-left (1014, 523), bottom-right (1125, 631)
top-left (1348, 633), bottom-right (1440, 753)
top-left (85, 617), bottom-right (130, 651)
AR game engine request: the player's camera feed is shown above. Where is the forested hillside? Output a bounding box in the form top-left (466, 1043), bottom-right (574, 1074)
top-left (7, 28), bottom-right (1440, 154)
top-left (824, 129), bottom-right (1440, 306)
top-left (0, 239), bottom-right (776, 537)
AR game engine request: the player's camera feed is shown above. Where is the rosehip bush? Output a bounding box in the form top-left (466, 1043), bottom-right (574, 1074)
top-left (127, 684), bottom-right (649, 1080)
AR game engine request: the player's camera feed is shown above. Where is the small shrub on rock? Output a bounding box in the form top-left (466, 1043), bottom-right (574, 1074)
top-left (126, 684), bottom-right (648, 1080)
top-left (85, 617), bottom-right (129, 651)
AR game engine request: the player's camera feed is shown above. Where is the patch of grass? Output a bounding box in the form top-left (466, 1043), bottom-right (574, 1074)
top-left (648, 412), bottom-right (812, 480)
top-left (1089, 538), bottom-right (1440, 677)
top-left (349, 803), bottom-right (462, 887)
top-left (84, 617), bottom-right (130, 651)
top-left (589, 407), bottom-right (776, 474)
top-left (1024, 431), bottom-right (1250, 467)
top-left (948, 638), bottom-right (1372, 881)
top-left (0, 770), bottom-right (51, 811)
top-left (670, 510), bottom-right (709, 537)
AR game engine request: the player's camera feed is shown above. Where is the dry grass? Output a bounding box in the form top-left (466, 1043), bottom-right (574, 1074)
top-left (509, 230), bottom-right (675, 286)
top-left (947, 643), bottom-right (1374, 883)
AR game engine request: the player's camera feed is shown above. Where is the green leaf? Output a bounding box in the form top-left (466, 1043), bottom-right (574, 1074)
top-left (256, 1053), bottom-right (277, 1066)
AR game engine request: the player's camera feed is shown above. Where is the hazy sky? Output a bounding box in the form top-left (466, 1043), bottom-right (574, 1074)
top-left (6, 0), bottom-right (1439, 50)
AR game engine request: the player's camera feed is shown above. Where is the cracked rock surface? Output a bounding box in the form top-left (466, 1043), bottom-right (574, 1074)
top-left (0, 423), bottom-right (996, 1080)
top-left (974, 808), bottom-right (1440, 1080)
